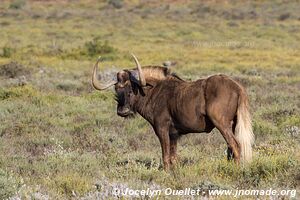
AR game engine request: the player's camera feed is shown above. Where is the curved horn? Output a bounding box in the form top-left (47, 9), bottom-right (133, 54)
top-left (131, 53), bottom-right (146, 86)
top-left (92, 56), bottom-right (117, 90)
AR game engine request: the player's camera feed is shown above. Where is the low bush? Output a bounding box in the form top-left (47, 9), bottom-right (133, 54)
top-left (1, 46), bottom-right (15, 58)
top-left (0, 62), bottom-right (31, 78)
top-left (0, 169), bottom-right (21, 199)
top-left (9, 0), bottom-right (26, 9)
top-left (83, 38), bottom-right (117, 58)
top-left (61, 37), bottom-right (118, 60)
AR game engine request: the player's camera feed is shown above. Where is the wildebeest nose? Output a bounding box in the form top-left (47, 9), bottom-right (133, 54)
top-left (117, 107), bottom-right (131, 116)
top-left (122, 107), bottom-right (130, 113)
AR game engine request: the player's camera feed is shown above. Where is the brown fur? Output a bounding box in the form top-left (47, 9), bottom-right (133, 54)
top-left (113, 66), bottom-right (254, 170)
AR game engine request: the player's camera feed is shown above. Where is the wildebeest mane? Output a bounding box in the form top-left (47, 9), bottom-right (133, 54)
top-left (136, 66), bottom-right (183, 81)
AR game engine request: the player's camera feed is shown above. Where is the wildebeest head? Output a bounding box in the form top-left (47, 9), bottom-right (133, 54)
top-left (92, 54), bottom-right (146, 117)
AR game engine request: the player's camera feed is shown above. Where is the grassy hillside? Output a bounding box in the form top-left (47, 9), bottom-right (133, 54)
top-left (0, 0), bottom-right (299, 199)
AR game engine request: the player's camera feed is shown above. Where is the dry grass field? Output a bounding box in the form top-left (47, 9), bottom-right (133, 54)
top-left (0, 0), bottom-right (299, 199)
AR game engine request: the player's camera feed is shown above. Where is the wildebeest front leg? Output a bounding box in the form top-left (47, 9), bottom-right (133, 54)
top-left (170, 135), bottom-right (179, 166)
top-left (155, 126), bottom-right (171, 171)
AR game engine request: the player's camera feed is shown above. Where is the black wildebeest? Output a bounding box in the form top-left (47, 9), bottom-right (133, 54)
top-left (92, 54), bottom-right (254, 170)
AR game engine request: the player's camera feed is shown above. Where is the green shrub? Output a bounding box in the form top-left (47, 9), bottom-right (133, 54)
top-left (52, 173), bottom-right (91, 197)
top-left (108, 0), bottom-right (124, 9)
top-left (0, 169), bottom-right (21, 199)
top-left (253, 120), bottom-right (279, 136)
top-left (9, 0), bottom-right (26, 9)
top-left (56, 81), bottom-right (79, 92)
top-left (62, 38), bottom-right (117, 60)
top-left (0, 86), bottom-right (38, 100)
top-left (1, 46), bottom-right (15, 58)
top-left (83, 38), bottom-right (117, 57)
top-left (0, 62), bottom-right (31, 78)
top-left (242, 155), bottom-right (298, 187)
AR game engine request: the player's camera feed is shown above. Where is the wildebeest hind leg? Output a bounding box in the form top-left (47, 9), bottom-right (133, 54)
top-left (207, 109), bottom-right (240, 163)
top-left (218, 125), bottom-right (240, 163)
top-left (227, 147), bottom-right (234, 160)
top-left (217, 124), bottom-right (240, 163)
top-left (227, 117), bottom-right (237, 160)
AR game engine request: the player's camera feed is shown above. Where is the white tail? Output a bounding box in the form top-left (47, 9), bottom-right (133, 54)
top-left (235, 92), bottom-right (255, 163)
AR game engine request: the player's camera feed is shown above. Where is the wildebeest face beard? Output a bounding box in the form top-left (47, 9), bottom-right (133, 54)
top-left (115, 86), bottom-right (136, 118)
top-left (114, 91), bottom-right (124, 106)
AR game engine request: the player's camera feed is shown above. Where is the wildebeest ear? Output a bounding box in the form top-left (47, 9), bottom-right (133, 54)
top-left (129, 70), bottom-right (154, 89)
top-left (129, 70), bottom-right (146, 87)
top-left (129, 70), bottom-right (139, 83)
